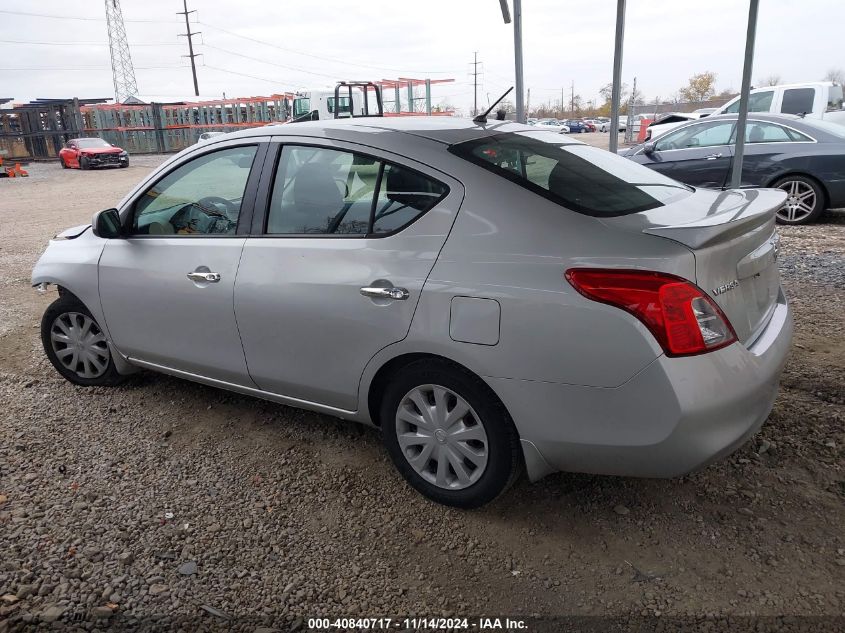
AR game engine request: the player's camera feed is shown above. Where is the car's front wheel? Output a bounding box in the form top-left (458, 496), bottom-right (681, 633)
top-left (41, 295), bottom-right (125, 387)
top-left (773, 175), bottom-right (825, 225)
top-left (60, 157), bottom-right (68, 169)
top-left (79, 156), bottom-right (90, 170)
top-left (381, 360), bottom-right (522, 508)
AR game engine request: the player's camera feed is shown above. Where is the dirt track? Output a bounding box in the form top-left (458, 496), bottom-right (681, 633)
top-left (0, 155), bottom-right (843, 630)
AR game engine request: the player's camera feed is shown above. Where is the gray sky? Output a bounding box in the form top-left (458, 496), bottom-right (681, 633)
top-left (0, 1), bottom-right (842, 113)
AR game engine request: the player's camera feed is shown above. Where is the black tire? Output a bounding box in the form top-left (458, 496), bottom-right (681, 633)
top-left (772, 175), bottom-right (825, 225)
top-left (381, 359), bottom-right (522, 509)
top-left (41, 295), bottom-right (125, 387)
top-left (60, 157), bottom-right (68, 169)
top-left (80, 156), bottom-right (90, 170)
top-left (120, 160), bottom-right (129, 168)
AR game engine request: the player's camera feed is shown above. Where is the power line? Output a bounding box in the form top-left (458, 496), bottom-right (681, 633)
top-left (177, 0), bottom-right (201, 96)
top-left (0, 9), bottom-right (179, 23)
top-left (197, 21), bottom-right (459, 75)
top-left (0, 39), bottom-right (182, 47)
top-left (0, 66), bottom-right (186, 71)
top-left (201, 43), bottom-right (338, 80)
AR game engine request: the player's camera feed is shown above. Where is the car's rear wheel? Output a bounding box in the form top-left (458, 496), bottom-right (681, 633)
top-left (79, 156), bottom-right (90, 170)
top-left (41, 295), bottom-right (125, 387)
top-left (773, 175), bottom-right (825, 225)
top-left (381, 359), bottom-right (522, 508)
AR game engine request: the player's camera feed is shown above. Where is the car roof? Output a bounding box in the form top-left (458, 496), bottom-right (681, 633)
top-left (226, 116), bottom-right (569, 146)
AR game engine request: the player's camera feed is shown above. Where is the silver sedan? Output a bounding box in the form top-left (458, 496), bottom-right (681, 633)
top-left (32, 117), bottom-right (792, 508)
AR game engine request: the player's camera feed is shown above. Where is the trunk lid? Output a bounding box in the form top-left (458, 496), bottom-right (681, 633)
top-left (602, 187), bottom-right (787, 344)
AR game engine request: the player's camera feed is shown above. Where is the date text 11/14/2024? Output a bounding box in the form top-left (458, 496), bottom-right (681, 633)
top-left (307, 617), bottom-right (528, 630)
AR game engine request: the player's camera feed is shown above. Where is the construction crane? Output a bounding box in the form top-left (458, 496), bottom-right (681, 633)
top-left (104, 0), bottom-right (139, 103)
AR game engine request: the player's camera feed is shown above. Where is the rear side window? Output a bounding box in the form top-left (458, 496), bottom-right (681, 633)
top-left (266, 145), bottom-right (448, 235)
top-left (780, 88), bottom-right (815, 115)
top-left (449, 131), bottom-right (690, 217)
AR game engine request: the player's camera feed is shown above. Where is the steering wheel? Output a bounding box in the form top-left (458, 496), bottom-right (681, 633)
top-left (197, 196), bottom-right (237, 218)
top-left (169, 197), bottom-right (236, 234)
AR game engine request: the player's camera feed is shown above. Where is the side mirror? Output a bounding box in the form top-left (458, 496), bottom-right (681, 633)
top-left (643, 141), bottom-right (656, 155)
top-left (92, 208), bottom-right (122, 239)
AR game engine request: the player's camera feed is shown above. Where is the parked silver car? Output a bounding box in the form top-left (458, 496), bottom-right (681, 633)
top-left (32, 117), bottom-right (793, 508)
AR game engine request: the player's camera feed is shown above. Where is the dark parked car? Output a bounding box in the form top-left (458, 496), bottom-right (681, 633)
top-left (621, 114), bottom-right (845, 224)
top-left (563, 119), bottom-right (589, 133)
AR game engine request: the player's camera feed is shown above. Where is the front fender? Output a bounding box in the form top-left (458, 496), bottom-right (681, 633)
top-left (32, 232), bottom-right (138, 376)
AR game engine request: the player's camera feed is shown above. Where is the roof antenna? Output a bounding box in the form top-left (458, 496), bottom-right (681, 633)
top-left (474, 86), bottom-right (513, 124)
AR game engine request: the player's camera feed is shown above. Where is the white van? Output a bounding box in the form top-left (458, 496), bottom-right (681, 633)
top-left (714, 81), bottom-right (845, 124)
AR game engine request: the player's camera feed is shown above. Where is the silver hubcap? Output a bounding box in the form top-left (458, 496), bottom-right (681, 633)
top-left (395, 384), bottom-right (488, 490)
top-left (50, 312), bottom-right (110, 379)
top-left (776, 180), bottom-right (816, 222)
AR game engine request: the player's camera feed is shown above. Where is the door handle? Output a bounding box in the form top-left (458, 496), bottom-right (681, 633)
top-left (704, 153), bottom-right (722, 160)
top-left (187, 271), bottom-right (221, 283)
top-left (360, 286), bottom-right (409, 300)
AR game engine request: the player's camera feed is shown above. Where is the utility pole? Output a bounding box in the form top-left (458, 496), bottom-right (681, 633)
top-left (609, 0), bottom-right (626, 153)
top-left (526, 88), bottom-right (531, 118)
top-left (177, 0), bottom-right (201, 96)
top-left (512, 0), bottom-right (525, 123)
top-left (470, 52), bottom-right (481, 116)
top-left (570, 80), bottom-right (575, 116)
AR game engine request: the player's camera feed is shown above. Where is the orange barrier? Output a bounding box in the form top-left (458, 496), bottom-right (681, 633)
top-left (0, 157), bottom-right (29, 177)
top-left (637, 119), bottom-right (652, 143)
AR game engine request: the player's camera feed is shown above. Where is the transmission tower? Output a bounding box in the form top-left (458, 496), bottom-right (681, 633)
top-left (104, 0), bottom-right (139, 103)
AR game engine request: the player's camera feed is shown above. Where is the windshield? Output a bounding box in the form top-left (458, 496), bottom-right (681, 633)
top-left (76, 138), bottom-right (112, 149)
top-left (449, 131), bottom-right (691, 217)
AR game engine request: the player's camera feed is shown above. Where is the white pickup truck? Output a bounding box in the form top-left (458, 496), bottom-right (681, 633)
top-left (713, 81), bottom-right (845, 124)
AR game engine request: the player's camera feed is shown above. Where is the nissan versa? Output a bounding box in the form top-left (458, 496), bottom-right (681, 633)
top-left (32, 118), bottom-right (793, 508)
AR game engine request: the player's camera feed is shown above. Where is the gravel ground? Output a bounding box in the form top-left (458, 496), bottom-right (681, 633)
top-left (0, 157), bottom-right (843, 631)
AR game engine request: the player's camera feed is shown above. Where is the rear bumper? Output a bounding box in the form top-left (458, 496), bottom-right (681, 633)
top-left (490, 290), bottom-right (793, 481)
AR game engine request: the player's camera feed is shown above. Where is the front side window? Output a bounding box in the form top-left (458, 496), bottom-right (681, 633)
top-left (266, 146), bottom-right (448, 235)
top-left (293, 98), bottom-right (311, 117)
top-left (780, 88), bottom-right (815, 115)
top-left (654, 121), bottom-right (735, 151)
top-left (724, 90), bottom-right (774, 114)
top-left (450, 131), bottom-right (690, 217)
top-left (131, 146), bottom-right (257, 236)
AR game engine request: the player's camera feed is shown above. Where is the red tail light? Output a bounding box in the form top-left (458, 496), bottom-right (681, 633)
top-left (565, 269), bottom-right (737, 357)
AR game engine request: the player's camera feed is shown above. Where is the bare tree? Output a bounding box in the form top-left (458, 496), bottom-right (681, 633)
top-left (759, 74), bottom-right (782, 86)
top-left (679, 71), bottom-right (717, 104)
top-left (823, 68), bottom-right (845, 84)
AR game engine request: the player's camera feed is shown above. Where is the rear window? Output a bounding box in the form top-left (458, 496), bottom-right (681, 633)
top-left (448, 131), bottom-right (691, 217)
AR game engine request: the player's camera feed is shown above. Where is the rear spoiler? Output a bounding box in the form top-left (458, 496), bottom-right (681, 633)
top-left (641, 189), bottom-right (786, 249)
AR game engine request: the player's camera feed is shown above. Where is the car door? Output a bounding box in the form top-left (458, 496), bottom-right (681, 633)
top-left (63, 141), bottom-right (79, 168)
top-left (234, 140), bottom-right (463, 411)
top-left (634, 120), bottom-right (736, 188)
top-left (98, 141), bottom-right (267, 385)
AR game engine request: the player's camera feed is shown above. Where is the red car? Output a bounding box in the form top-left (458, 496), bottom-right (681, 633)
top-left (59, 138), bottom-right (129, 170)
